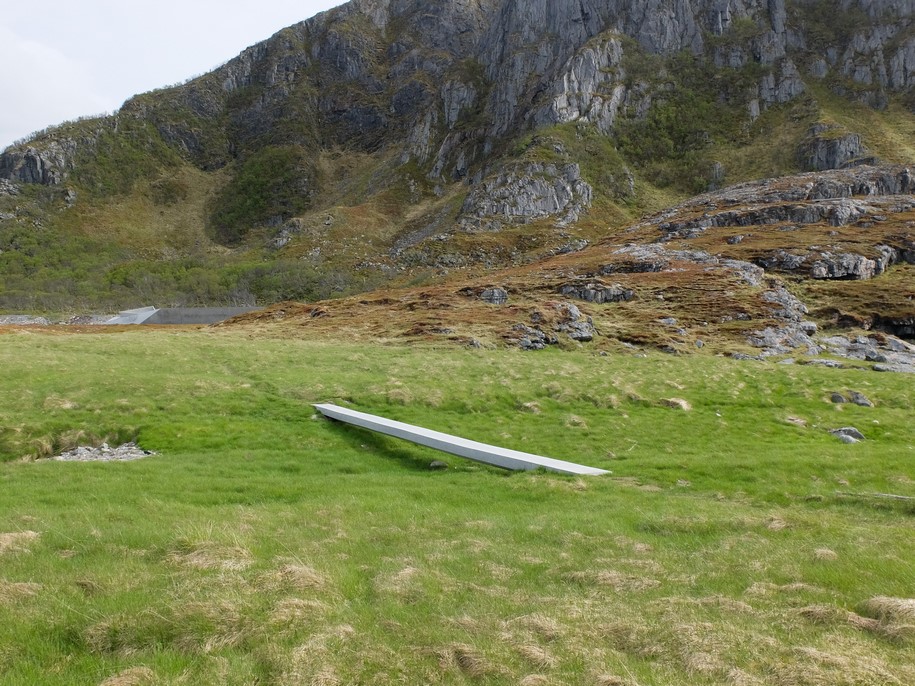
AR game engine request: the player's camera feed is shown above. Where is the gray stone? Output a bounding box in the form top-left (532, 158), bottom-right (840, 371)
top-left (481, 287), bottom-right (509, 305)
top-left (831, 427), bottom-right (865, 441)
top-left (0, 315), bottom-right (51, 325)
top-left (512, 323), bottom-right (554, 350)
top-left (429, 460), bottom-right (449, 471)
top-left (799, 125), bottom-right (870, 171)
top-left (830, 393), bottom-right (847, 404)
top-left (558, 282), bottom-right (634, 304)
top-left (803, 359), bottom-right (844, 368)
top-left (51, 442), bottom-right (154, 462)
top-left (849, 391), bottom-right (874, 407)
top-left (810, 252), bottom-right (879, 280)
top-left (835, 433), bottom-right (860, 444)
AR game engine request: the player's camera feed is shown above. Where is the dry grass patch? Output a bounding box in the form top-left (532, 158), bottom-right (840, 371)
top-left (98, 666), bottom-right (156, 686)
top-left (0, 530), bottom-right (40, 555)
top-left (511, 614), bottom-right (563, 642)
top-left (593, 676), bottom-right (630, 686)
top-left (515, 643), bottom-right (557, 670)
top-left (600, 622), bottom-right (663, 658)
top-left (774, 644), bottom-right (910, 685)
top-left (564, 569), bottom-right (661, 592)
top-left (0, 580), bottom-right (41, 603)
top-left (277, 625), bottom-right (355, 686)
top-left (439, 643), bottom-right (492, 679)
top-left (264, 561), bottom-right (327, 590)
top-left (271, 598), bottom-right (330, 625)
top-left (860, 596), bottom-right (915, 624)
top-left (800, 605), bottom-right (880, 632)
top-left (167, 541), bottom-right (253, 571)
top-left (375, 564), bottom-right (422, 598)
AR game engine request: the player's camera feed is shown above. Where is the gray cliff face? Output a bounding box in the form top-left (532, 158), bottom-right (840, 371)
top-left (4, 0), bottom-right (915, 230)
top-left (460, 162), bottom-right (593, 230)
top-left (0, 122), bottom-right (110, 185)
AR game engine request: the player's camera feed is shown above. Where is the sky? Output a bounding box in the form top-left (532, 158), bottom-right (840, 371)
top-left (0, 1), bottom-right (344, 149)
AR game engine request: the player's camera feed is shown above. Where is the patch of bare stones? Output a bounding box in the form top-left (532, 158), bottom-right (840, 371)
top-left (819, 334), bottom-right (915, 373)
top-left (48, 442), bottom-right (155, 462)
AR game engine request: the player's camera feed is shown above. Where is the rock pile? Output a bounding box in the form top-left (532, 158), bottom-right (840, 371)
top-left (50, 442), bottom-right (155, 462)
top-left (819, 334), bottom-right (915, 373)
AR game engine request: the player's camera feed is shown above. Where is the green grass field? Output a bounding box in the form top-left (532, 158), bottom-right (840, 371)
top-left (1, 329), bottom-right (913, 685)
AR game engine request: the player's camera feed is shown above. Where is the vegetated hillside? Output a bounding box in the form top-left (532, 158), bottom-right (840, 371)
top-left (221, 164), bottom-right (915, 370)
top-left (2, 0), bottom-right (915, 337)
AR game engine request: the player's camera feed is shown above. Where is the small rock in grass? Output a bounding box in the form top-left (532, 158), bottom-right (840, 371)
top-left (429, 460), bottom-right (449, 471)
top-left (480, 287), bottom-right (508, 305)
top-left (849, 391), bottom-right (874, 407)
top-left (830, 393), bottom-right (847, 404)
top-left (831, 427), bottom-right (865, 443)
top-left (660, 398), bottom-right (691, 411)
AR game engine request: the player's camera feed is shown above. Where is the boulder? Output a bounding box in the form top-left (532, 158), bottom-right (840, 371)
top-left (558, 282), bottom-right (634, 304)
top-left (830, 427), bottom-right (866, 441)
top-left (481, 287), bottom-right (508, 305)
top-left (849, 391), bottom-right (874, 407)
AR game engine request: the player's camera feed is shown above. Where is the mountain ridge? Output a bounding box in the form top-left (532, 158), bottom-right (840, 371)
top-left (0, 0), bottom-right (913, 354)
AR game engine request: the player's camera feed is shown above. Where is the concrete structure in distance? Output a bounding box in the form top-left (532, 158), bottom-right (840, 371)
top-left (313, 403), bottom-right (610, 476)
top-left (106, 306), bottom-right (259, 325)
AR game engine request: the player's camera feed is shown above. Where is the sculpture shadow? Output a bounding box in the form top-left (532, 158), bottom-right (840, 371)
top-left (322, 419), bottom-right (445, 472)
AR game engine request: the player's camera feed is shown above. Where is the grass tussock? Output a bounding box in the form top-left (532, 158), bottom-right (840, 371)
top-left (167, 542), bottom-right (253, 572)
top-left (264, 562), bottom-right (327, 591)
top-left (515, 644), bottom-right (556, 670)
top-left (563, 569), bottom-right (661, 592)
top-left (0, 530), bottom-right (40, 555)
top-left (0, 581), bottom-right (41, 603)
top-left (440, 643), bottom-right (492, 679)
top-left (98, 667), bottom-right (156, 686)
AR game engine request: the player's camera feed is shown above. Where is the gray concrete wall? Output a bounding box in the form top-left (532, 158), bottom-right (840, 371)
top-left (144, 307), bottom-right (259, 325)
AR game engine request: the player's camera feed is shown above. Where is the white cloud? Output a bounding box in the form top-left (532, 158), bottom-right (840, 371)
top-left (0, 1), bottom-right (343, 150)
top-left (0, 26), bottom-right (116, 148)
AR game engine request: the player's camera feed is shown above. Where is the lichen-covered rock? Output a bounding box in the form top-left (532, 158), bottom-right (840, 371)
top-left (810, 252), bottom-right (874, 279)
top-left (459, 163), bottom-right (593, 229)
top-left (533, 36), bottom-right (628, 133)
top-left (558, 281), bottom-right (634, 304)
top-left (480, 287), bottom-right (509, 304)
top-left (0, 179), bottom-right (20, 196)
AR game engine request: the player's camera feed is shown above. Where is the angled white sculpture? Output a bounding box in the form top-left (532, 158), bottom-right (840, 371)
top-left (314, 403), bottom-right (609, 476)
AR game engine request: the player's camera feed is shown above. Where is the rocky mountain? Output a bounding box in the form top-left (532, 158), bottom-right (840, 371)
top-left (0, 0), bottom-right (914, 354)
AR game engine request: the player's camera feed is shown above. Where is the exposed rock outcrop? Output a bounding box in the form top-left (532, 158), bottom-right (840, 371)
top-left (798, 124), bottom-right (873, 172)
top-left (558, 281), bottom-right (634, 304)
top-left (459, 162), bottom-right (593, 230)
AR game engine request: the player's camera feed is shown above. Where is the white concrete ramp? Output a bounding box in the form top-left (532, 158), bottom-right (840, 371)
top-left (313, 403), bottom-right (609, 476)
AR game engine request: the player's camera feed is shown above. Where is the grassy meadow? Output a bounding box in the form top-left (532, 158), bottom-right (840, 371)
top-left (1, 328), bottom-right (913, 685)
